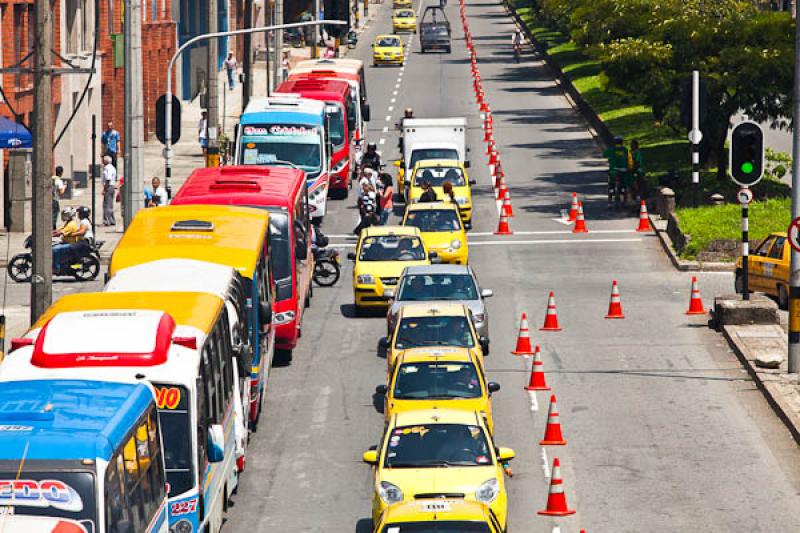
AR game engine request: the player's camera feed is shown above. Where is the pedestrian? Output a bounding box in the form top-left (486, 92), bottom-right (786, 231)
top-left (198, 110), bottom-right (208, 156)
top-left (419, 180), bottom-right (438, 202)
top-left (629, 139), bottom-right (645, 201)
top-left (224, 52), bottom-right (238, 90)
top-left (101, 155), bottom-right (117, 226)
top-left (379, 173), bottom-right (394, 225)
top-left (52, 166), bottom-right (67, 230)
top-left (145, 176), bottom-right (169, 207)
top-left (101, 122), bottom-right (121, 169)
top-left (354, 182), bottom-right (378, 235)
top-left (281, 51), bottom-right (291, 82)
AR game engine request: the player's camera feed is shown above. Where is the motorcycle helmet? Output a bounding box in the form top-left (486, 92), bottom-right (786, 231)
top-left (77, 206), bottom-right (90, 220)
top-left (366, 142), bottom-right (377, 152)
top-left (404, 107), bottom-right (413, 118)
top-left (60, 207), bottom-right (74, 221)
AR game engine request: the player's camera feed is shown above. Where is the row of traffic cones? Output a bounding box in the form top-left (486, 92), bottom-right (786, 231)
top-left (566, 192), bottom-right (653, 233)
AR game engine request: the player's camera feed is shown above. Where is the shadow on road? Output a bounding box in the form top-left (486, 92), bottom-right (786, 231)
top-left (355, 518), bottom-right (373, 533)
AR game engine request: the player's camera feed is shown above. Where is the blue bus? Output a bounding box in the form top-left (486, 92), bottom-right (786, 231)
top-left (235, 94), bottom-right (332, 223)
top-left (0, 379), bottom-right (168, 533)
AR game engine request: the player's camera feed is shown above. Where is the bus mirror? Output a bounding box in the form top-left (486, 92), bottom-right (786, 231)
top-left (208, 424), bottom-right (225, 463)
top-left (464, 160), bottom-right (471, 169)
top-left (260, 301), bottom-right (273, 325)
top-left (235, 344), bottom-right (253, 375)
top-left (363, 103), bottom-right (371, 122)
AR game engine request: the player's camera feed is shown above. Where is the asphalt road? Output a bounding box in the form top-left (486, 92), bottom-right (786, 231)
top-left (224, 1), bottom-right (800, 531)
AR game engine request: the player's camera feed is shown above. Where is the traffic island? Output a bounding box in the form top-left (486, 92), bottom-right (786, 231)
top-left (712, 294), bottom-right (779, 330)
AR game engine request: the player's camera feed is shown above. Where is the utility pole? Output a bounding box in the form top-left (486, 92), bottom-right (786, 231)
top-left (123, 0), bottom-right (144, 228)
top-left (31, 0), bottom-right (55, 322)
top-left (312, 0), bottom-right (321, 59)
top-left (207, 0), bottom-right (220, 167)
top-left (274, 0), bottom-right (284, 88)
top-left (242, 0), bottom-right (253, 110)
top-left (789, 0), bottom-right (800, 373)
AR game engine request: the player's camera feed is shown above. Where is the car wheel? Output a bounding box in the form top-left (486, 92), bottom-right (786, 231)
top-left (778, 284), bottom-right (789, 310)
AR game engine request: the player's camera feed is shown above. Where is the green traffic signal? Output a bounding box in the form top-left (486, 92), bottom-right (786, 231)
top-left (741, 162), bottom-right (754, 174)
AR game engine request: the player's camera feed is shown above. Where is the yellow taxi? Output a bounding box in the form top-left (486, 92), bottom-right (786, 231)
top-left (377, 346), bottom-right (499, 434)
top-left (392, 8), bottom-right (417, 33)
top-left (408, 159), bottom-right (475, 228)
top-left (373, 34), bottom-right (405, 67)
top-left (393, 0), bottom-right (412, 8)
top-left (402, 202), bottom-right (468, 265)
top-left (362, 409), bottom-right (515, 530)
top-left (348, 226), bottom-right (435, 313)
top-left (374, 500), bottom-right (504, 533)
top-left (735, 232), bottom-right (789, 308)
top-left (386, 303), bottom-right (489, 372)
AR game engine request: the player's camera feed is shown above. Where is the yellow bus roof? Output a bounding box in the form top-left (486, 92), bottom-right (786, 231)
top-left (32, 291), bottom-right (224, 333)
top-left (109, 205), bottom-right (268, 278)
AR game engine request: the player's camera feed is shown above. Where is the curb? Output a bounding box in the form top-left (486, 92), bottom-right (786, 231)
top-left (722, 325), bottom-right (800, 445)
top-left (649, 214), bottom-right (734, 272)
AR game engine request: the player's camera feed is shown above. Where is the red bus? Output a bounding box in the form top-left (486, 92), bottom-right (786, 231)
top-left (171, 166), bottom-right (313, 361)
top-left (275, 78), bottom-right (355, 197)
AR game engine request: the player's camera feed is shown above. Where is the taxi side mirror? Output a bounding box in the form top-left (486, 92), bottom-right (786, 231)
top-left (362, 450), bottom-right (378, 465)
top-left (469, 178), bottom-right (477, 185)
top-left (487, 382), bottom-right (500, 393)
top-left (496, 447), bottom-right (515, 462)
top-left (479, 336), bottom-right (490, 354)
top-left (375, 384), bottom-right (388, 395)
top-left (429, 251), bottom-right (441, 264)
top-left (481, 289), bottom-right (494, 298)
top-left (464, 160), bottom-right (471, 168)
top-left (347, 252), bottom-right (357, 261)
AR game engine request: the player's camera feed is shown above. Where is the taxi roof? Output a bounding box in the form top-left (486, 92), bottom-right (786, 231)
top-left (108, 204), bottom-right (268, 278)
top-left (398, 346), bottom-right (473, 364)
top-left (362, 225), bottom-right (421, 238)
top-left (382, 500), bottom-right (490, 523)
top-left (393, 408), bottom-right (482, 427)
top-left (398, 302), bottom-right (470, 318)
top-left (393, 8), bottom-right (416, 15)
top-left (31, 291), bottom-right (224, 334)
top-left (405, 201), bottom-right (460, 212)
top-left (413, 159), bottom-right (463, 169)
top-left (375, 33), bottom-right (403, 41)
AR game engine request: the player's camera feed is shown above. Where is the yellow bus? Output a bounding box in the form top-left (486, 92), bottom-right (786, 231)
top-left (109, 204), bottom-right (276, 428)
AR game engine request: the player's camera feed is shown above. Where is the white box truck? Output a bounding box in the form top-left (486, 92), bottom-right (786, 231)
top-left (397, 117), bottom-right (468, 195)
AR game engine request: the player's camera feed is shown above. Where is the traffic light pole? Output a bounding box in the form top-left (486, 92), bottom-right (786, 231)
top-left (742, 201), bottom-right (749, 301)
top-left (162, 20), bottom-right (346, 189)
top-left (789, 6), bottom-right (800, 374)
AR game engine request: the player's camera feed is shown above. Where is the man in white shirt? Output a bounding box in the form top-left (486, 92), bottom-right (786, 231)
top-left (101, 155), bottom-right (117, 226)
top-left (198, 110), bottom-right (208, 155)
top-left (146, 177), bottom-right (169, 207)
top-left (224, 53), bottom-right (238, 90)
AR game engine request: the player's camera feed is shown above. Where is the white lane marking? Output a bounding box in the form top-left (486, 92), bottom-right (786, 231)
top-left (379, 138), bottom-right (386, 145)
top-left (395, 82), bottom-right (401, 89)
top-left (468, 238), bottom-right (643, 246)
top-left (382, 126), bottom-right (389, 133)
top-left (392, 90), bottom-right (399, 96)
top-left (385, 115), bottom-right (392, 121)
top-left (388, 106), bottom-right (394, 112)
top-left (541, 448), bottom-right (551, 480)
top-left (528, 390), bottom-right (538, 412)
top-left (469, 229), bottom-right (638, 237)
top-left (390, 97), bottom-right (397, 104)
top-left (311, 385), bottom-right (332, 429)
top-left (551, 526), bottom-right (562, 533)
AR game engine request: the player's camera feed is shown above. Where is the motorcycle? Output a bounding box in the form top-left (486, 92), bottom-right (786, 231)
top-left (346, 30), bottom-right (358, 49)
top-left (7, 235), bottom-right (104, 282)
top-left (313, 247), bottom-right (341, 287)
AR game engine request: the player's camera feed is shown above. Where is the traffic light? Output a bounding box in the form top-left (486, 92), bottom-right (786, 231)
top-left (729, 121), bottom-right (764, 186)
top-left (155, 94), bottom-right (181, 145)
top-left (324, 0), bottom-right (350, 38)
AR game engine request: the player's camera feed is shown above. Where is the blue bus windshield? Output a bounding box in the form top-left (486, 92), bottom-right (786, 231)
top-left (240, 124), bottom-right (322, 175)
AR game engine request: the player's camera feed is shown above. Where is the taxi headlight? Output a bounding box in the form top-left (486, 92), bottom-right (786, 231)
top-left (378, 481), bottom-right (404, 505)
top-left (273, 311), bottom-right (296, 325)
top-left (451, 239), bottom-right (462, 249)
top-left (455, 197), bottom-right (468, 205)
top-left (476, 478), bottom-right (499, 504)
top-left (357, 274), bottom-right (375, 285)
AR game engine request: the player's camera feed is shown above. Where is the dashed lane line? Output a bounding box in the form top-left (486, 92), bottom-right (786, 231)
top-left (328, 238), bottom-right (643, 248)
top-left (379, 138), bottom-right (386, 145)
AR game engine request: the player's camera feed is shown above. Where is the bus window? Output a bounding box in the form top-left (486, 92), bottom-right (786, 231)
top-left (106, 454), bottom-right (129, 530)
top-left (157, 384), bottom-right (193, 497)
top-left (196, 375), bottom-right (208, 476)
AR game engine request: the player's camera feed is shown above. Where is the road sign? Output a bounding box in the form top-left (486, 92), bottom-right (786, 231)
top-left (789, 217), bottom-right (800, 253)
top-left (729, 121), bottom-right (764, 186)
top-left (737, 187), bottom-right (753, 205)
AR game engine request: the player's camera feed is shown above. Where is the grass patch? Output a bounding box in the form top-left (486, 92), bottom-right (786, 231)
top-left (674, 197), bottom-right (791, 260)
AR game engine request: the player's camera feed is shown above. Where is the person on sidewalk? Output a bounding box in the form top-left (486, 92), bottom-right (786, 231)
top-left (101, 122), bottom-right (121, 169)
top-left (52, 166), bottom-right (67, 230)
top-left (281, 51), bottom-right (291, 83)
top-left (198, 111), bottom-right (208, 156)
top-left (224, 53), bottom-right (238, 90)
top-left (101, 155), bottom-right (117, 226)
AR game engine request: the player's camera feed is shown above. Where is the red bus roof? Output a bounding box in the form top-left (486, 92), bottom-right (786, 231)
top-left (171, 166), bottom-right (306, 209)
top-left (288, 70), bottom-right (360, 84)
top-left (275, 78), bottom-right (352, 103)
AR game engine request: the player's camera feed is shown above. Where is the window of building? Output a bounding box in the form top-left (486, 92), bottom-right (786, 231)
top-left (81, 0), bottom-right (92, 52)
top-left (65, 0), bottom-right (79, 54)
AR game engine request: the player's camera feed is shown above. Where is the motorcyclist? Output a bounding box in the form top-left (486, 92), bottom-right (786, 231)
top-left (397, 108), bottom-right (414, 156)
top-left (52, 208), bottom-right (79, 270)
top-left (360, 142), bottom-right (383, 172)
top-left (64, 206), bottom-right (95, 266)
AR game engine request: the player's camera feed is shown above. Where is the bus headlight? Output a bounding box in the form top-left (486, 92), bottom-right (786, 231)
top-left (273, 311), bottom-right (296, 325)
top-left (170, 519), bottom-right (193, 533)
top-left (476, 478), bottom-right (499, 503)
top-left (357, 274), bottom-right (375, 285)
top-left (378, 481), bottom-right (404, 504)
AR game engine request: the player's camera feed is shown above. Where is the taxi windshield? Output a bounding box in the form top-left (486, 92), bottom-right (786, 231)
top-left (405, 209), bottom-right (462, 232)
top-left (396, 10), bottom-right (414, 17)
top-left (384, 424), bottom-right (491, 468)
top-left (378, 37), bottom-right (402, 47)
top-left (381, 524), bottom-right (492, 533)
top-left (395, 316), bottom-right (475, 349)
top-left (394, 362), bottom-right (482, 400)
top-left (359, 236), bottom-right (426, 262)
top-left (397, 274), bottom-right (478, 301)
top-left (414, 167), bottom-right (465, 187)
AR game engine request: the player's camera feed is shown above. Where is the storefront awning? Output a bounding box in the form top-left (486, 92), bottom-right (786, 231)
top-left (0, 116), bottom-right (32, 149)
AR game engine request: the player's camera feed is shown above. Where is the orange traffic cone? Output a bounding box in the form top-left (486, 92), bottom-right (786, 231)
top-left (567, 192), bottom-right (578, 222)
top-left (540, 292), bottom-right (562, 331)
top-left (572, 201), bottom-right (588, 233)
top-left (686, 276), bottom-right (707, 315)
top-left (511, 313), bottom-right (535, 355)
top-left (494, 172), bottom-right (504, 190)
top-left (480, 100), bottom-right (489, 113)
top-left (484, 126), bottom-right (493, 142)
top-left (636, 200), bottom-right (652, 232)
top-left (495, 161), bottom-right (505, 179)
top-left (501, 189), bottom-right (514, 217)
top-left (494, 211), bottom-right (512, 235)
top-left (524, 346), bottom-right (550, 390)
top-left (538, 457), bottom-right (576, 516)
top-left (496, 179), bottom-right (508, 201)
top-left (605, 280), bottom-right (625, 319)
top-left (540, 395), bottom-right (567, 445)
